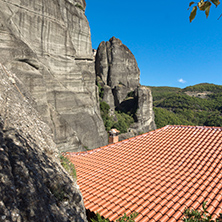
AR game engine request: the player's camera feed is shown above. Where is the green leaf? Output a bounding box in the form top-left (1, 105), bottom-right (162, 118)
top-left (210, 0), bottom-right (220, 6)
top-left (205, 4), bottom-right (211, 18)
top-left (205, 2), bottom-right (211, 18)
top-left (189, 6), bottom-right (197, 22)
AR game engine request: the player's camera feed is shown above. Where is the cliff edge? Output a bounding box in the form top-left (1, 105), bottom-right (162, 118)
top-left (0, 0), bottom-right (107, 152)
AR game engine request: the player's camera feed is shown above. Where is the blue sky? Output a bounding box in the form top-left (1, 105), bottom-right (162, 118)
top-left (85, 0), bottom-right (222, 88)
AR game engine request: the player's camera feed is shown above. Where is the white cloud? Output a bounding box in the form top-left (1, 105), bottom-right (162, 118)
top-left (178, 78), bottom-right (186, 83)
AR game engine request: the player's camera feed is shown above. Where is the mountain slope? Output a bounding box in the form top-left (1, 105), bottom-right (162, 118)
top-left (149, 83), bottom-right (222, 128)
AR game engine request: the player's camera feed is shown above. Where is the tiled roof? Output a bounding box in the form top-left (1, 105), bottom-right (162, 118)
top-left (64, 125), bottom-right (222, 221)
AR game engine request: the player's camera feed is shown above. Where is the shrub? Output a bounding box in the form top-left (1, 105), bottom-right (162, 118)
top-left (97, 82), bottom-right (104, 99)
top-left (183, 202), bottom-right (222, 222)
top-left (113, 111), bottom-right (134, 133)
top-left (60, 155), bottom-right (77, 179)
top-left (100, 101), bottom-right (110, 113)
top-left (90, 212), bottom-right (138, 222)
top-left (116, 212), bottom-right (138, 222)
top-left (99, 101), bottom-right (134, 133)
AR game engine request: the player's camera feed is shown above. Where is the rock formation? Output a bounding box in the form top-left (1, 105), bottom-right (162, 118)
top-left (96, 37), bottom-right (156, 138)
top-left (96, 37), bottom-right (140, 108)
top-left (0, 0), bottom-right (107, 152)
top-left (0, 64), bottom-right (87, 222)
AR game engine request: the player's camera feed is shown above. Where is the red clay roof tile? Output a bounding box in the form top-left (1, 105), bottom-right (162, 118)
top-left (64, 125), bottom-right (222, 221)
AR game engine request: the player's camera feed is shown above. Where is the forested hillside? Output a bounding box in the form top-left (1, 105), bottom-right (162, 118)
top-left (149, 83), bottom-right (222, 128)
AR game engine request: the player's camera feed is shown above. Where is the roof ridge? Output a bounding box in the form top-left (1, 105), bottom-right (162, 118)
top-left (171, 125), bottom-right (222, 129)
top-left (64, 126), bottom-right (170, 156)
top-left (64, 125), bottom-right (222, 156)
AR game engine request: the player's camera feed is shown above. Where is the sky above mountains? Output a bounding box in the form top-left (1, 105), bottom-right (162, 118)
top-left (85, 0), bottom-right (222, 88)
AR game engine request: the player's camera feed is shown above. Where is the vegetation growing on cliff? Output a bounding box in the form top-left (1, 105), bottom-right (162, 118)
top-left (97, 76), bottom-right (137, 134)
top-left (150, 83), bottom-right (222, 128)
top-left (60, 155), bottom-right (77, 179)
top-left (75, 3), bottom-right (84, 11)
top-left (100, 101), bottom-right (134, 133)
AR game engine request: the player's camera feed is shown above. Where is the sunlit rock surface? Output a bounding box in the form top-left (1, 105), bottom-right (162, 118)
top-left (0, 0), bottom-right (107, 151)
top-left (96, 37), bottom-right (156, 139)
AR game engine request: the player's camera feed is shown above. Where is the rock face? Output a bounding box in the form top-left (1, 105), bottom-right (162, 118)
top-left (96, 37), bottom-right (156, 138)
top-left (0, 0), bottom-right (107, 152)
top-left (96, 37), bottom-right (140, 108)
top-left (119, 86), bottom-right (156, 141)
top-left (0, 64), bottom-right (87, 222)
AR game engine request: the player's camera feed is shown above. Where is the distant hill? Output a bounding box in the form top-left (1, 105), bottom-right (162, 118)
top-left (148, 83), bottom-right (222, 128)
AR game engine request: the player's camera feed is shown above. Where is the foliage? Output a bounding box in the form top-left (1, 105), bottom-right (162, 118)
top-left (60, 155), bottom-right (77, 179)
top-left (183, 202), bottom-right (222, 222)
top-left (100, 100), bottom-right (134, 133)
top-left (184, 83), bottom-right (222, 93)
top-left (204, 111), bottom-right (222, 126)
top-left (90, 212), bottom-right (138, 222)
top-left (100, 101), bottom-right (110, 113)
top-left (116, 213), bottom-right (138, 222)
top-left (188, 0), bottom-right (220, 22)
top-left (75, 3), bottom-right (84, 11)
top-left (100, 101), bottom-right (113, 131)
top-left (97, 79), bottom-right (137, 134)
top-left (156, 94), bottom-right (214, 110)
top-left (90, 213), bottom-right (110, 222)
top-left (98, 82), bottom-right (104, 99)
top-left (154, 107), bottom-right (193, 128)
top-left (150, 84), bottom-right (222, 129)
top-left (113, 111), bottom-right (134, 133)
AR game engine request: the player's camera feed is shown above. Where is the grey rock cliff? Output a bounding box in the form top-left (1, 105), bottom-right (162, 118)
top-left (96, 37), bottom-right (140, 106)
top-left (0, 64), bottom-right (87, 222)
top-left (96, 37), bottom-right (156, 138)
top-left (0, 0), bottom-right (107, 151)
top-left (119, 86), bottom-right (156, 141)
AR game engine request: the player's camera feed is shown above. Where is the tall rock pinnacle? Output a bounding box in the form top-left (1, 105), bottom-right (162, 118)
top-left (95, 37), bottom-right (156, 139)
